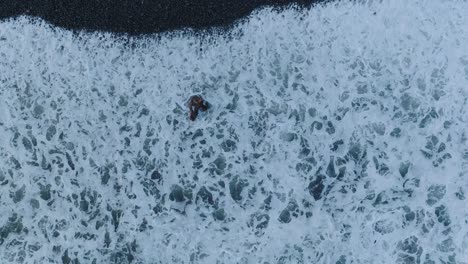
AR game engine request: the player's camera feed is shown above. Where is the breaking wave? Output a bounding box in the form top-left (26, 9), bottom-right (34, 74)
top-left (0, 0), bottom-right (468, 263)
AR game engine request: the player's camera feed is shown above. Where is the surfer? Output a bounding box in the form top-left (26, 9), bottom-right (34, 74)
top-left (187, 95), bottom-right (209, 121)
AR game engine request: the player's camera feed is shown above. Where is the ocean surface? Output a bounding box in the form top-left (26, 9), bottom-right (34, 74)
top-left (1, 0), bottom-right (468, 263)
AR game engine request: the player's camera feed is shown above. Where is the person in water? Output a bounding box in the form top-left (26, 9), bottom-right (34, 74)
top-left (187, 95), bottom-right (209, 121)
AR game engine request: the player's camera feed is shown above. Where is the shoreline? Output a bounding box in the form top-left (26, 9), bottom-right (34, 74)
top-left (0, 0), bottom-right (325, 35)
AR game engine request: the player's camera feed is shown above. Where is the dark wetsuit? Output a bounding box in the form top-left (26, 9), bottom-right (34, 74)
top-left (188, 95), bottom-right (208, 121)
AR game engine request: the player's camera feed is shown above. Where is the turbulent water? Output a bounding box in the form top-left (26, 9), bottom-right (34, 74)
top-left (1, 0), bottom-right (468, 263)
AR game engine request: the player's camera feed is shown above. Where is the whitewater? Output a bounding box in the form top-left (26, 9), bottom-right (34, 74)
top-left (0, 0), bottom-right (467, 263)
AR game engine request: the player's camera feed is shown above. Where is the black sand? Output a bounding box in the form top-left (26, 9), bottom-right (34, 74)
top-left (0, 0), bottom-right (324, 35)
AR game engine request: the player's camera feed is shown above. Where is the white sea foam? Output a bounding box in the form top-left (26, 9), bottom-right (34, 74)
top-left (0, 0), bottom-right (468, 263)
